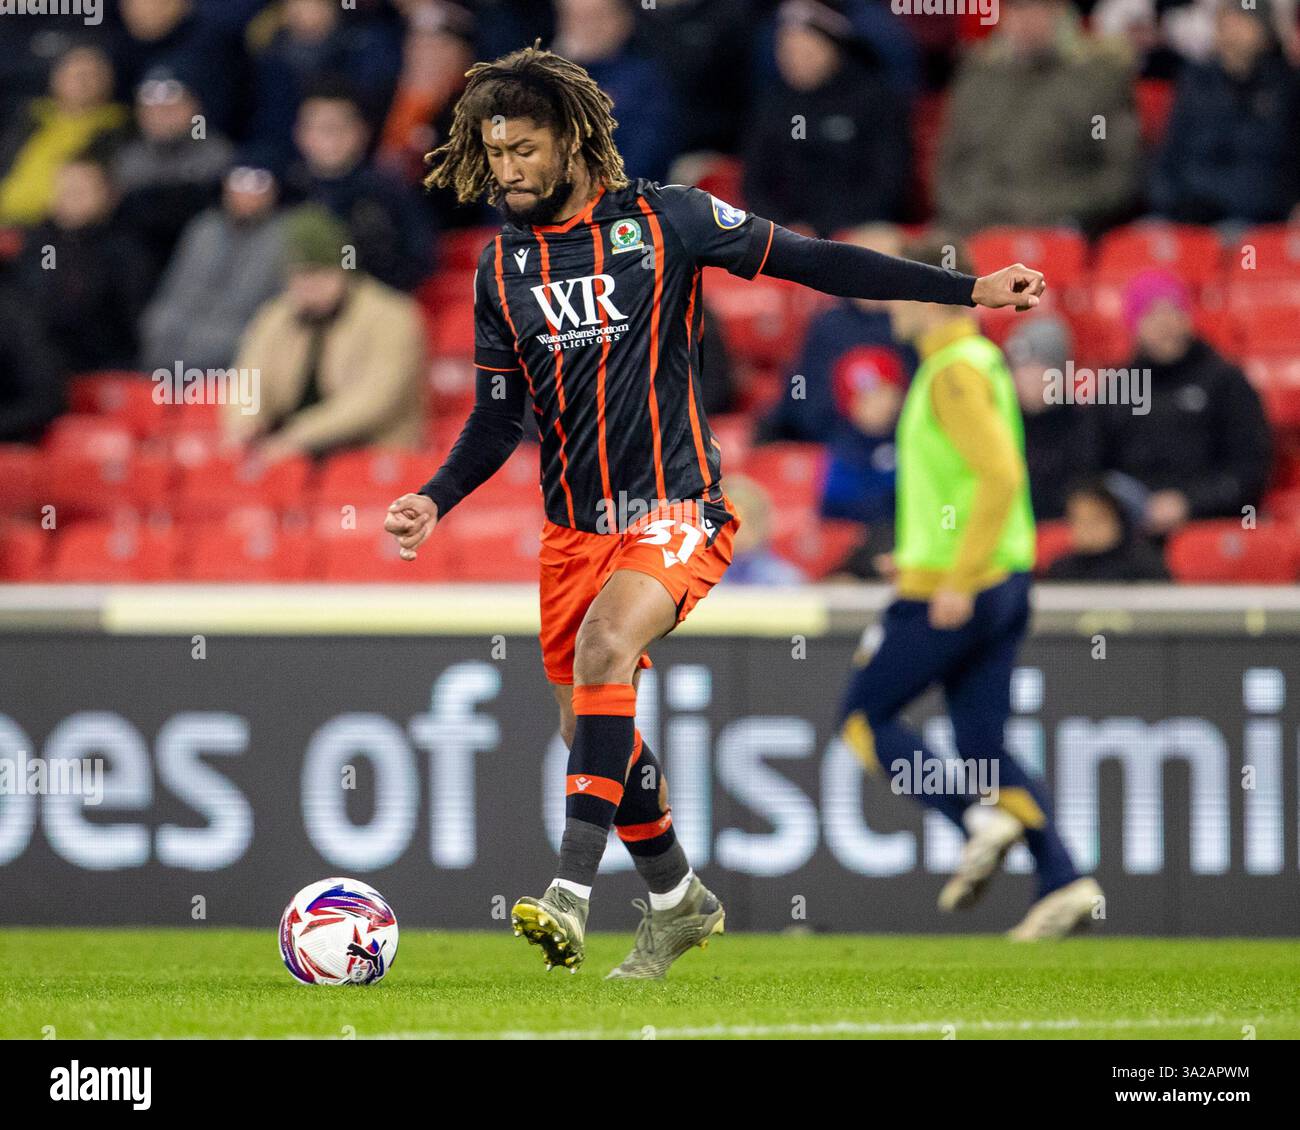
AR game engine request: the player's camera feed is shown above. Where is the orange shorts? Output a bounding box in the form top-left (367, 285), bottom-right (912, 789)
top-left (538, 501), bottom-right (738, 685)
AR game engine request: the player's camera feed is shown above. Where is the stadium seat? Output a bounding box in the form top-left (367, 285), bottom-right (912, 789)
top-left (1193, 306), bottom-right (1241, 359)
top-left (176, 453), bottom-right (313, 517)
top-left (183, 524), bottom-right (316, 581)
top-left (0, 445), bottom-right (41, 516)
top-left (49, 520), bottom-right (180, 582)
top-left (1166, 520), bottom-right (1300, 583)
top-left (461, 447), bottom-right (541, 511)
top-left (1094, 224), bottom-right (1223, 295)
top-left (44, 450), bottom-right (176, 519)
top-left (693, 155), bottom-right (744, 208)
top-left (429, 296), bottom-right (476, 358)
top-left (317, 449), bottom-right (438, 510)
top-left (1063, 307), bottom-right (1131, 368)
top-left (707, 413), bottom-right (754, 468)
top-left (969, 228), bottom-right (1089, 291)
top-left (439, 226), bottom-right (496, 271)
top-left (442, 507), bottom-right (544, 581)
top-left (1223, 226), bottom-right (1300, 308)
top-left (320, 528), bottom-right (461, 582)
top-left (1235, 306), bottom-right (1300, 357)
top-left (770, 515), bottom-right (861, 580)
top-left (740, 443), bottom-right (825, 513)
top-left (1243, 356), bottom-right (1300, 430)
top-left (704, 269), bottom-right (813, 371)
top-left (0, 520), bottom-right (47, 580)
top-left (1034, 520), bottom-right (1074, 575)
top-left (1135, 79), bottom-right (1176, 147)
top-left (67, 372), bottom-right (168, 436)
top-left (43, 415), bottom-right (135, 461)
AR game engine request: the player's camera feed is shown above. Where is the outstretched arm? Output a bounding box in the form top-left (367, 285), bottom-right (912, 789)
top-left (753, 222), bottom-right (1046, 310)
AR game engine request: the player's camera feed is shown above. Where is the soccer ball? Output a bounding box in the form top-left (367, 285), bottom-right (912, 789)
top-left (279, 878), bottom-right (399, 986)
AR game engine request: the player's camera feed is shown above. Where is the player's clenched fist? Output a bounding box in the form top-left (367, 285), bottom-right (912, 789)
top-left (971, 263), bottom-right (1046, 311)
top-left (384, 493), bottom-right (438, 560)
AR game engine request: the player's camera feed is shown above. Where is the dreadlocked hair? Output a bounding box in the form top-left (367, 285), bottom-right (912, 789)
top-left (424, 43), bottom-right (629, 204)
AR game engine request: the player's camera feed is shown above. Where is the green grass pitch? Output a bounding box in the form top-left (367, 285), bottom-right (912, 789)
top-left (4, 930), bottom-right (1297, 1040)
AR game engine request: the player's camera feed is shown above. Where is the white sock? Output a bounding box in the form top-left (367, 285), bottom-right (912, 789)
top-left (551, 878), bottom-right (591, 901)
top-left (648, 870), bottom-right (694, 911)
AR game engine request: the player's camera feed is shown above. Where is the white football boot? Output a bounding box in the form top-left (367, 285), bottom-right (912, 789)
top-left (938, 804), bottom-right (1025, 912)
top-left (1008, 877), bottom-right (1105, 941)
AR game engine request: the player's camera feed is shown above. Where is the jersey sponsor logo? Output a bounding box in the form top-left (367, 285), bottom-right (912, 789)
top-left (710, 195), bottom-right (746, 230)
top-left (609, 218), bottom-right (643, 254)
top-left (530, 273), bottom-right (628, 330)
top-left (513, 247), bottom-right (529, 273)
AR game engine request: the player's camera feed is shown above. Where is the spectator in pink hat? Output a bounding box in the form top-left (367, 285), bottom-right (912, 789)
top-left (1083, 269), bottom-right (1271, 537)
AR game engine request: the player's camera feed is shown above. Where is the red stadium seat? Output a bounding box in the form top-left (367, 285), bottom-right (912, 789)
top-left (429, 296), bottom-right (475, 358)
top-left (462, 448), bottom-right (541, 512)
top-left (0, 520), bottom-right (47, 580)
top-left (1243, 356), bottom-right (1300, 430)
top-left (44, 450), bottom-right (176, 519)
top-left (49, 519), bottom-right (180, 582)
top-left (67, 372), bottom-right (169, 436)
top-left (439, 226), bottom-right (496, 271)
top-left (320, 528), bottom-right (461, 582)
top-left (442, 507), bottom-right (544, 581)
top-left (1166, 521), bottom-right (1300, 583)
top-left (176, 453), bottom-right (313, 517)
top-left (183, 524), bottom-right (316, 581)
top-left (707, 413), bottom-right (754, 469)
top-left (1094, 224), bottom-right (1223, 294)
top-left (0, 445), bottom-right (41, 516)
top-left (1235, 306), bottom-right (1300, 357)
top-left (770, 515), bottom-right (861, 580)
top-left (1223, 226), bottom-right (1300, 308)
top-left (43, 415), bottom-right (135, 461)
top-left (1135, 79), bottom-right (1176, 147)
top-left (1034, 520), bottom-right (1074, 575)
top-left (969, 228), bottom-right (1089, 291)
top-left (317, 449), bottom-right (437, 509)
top-left (1064, 307), bottom-right (1131, 368)
top-left (704, 269), bottom-right (813, 370)
top-left (738, 443), bottom-right (825, 513)
top-left (693, 155), bottom-right (744, 209)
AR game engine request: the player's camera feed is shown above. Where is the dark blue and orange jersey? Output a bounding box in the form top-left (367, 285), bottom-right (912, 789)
top-left (472, 180), bottom-right (773, 534)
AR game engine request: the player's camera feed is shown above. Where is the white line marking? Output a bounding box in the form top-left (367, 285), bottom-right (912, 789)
top-left (279, 1014), bottom-right (1264, 1041)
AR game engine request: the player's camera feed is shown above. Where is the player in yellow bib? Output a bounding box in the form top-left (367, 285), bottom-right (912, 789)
top-left (838, 237), bottom-right (1102, 940)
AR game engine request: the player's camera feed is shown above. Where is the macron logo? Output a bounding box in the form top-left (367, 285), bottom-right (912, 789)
top-left (514, 248), bottom-right (529, 273)
top-left (50, 1061), bottom-right (151, 1111)
top-left (575, 776), bottom-right (592, 791)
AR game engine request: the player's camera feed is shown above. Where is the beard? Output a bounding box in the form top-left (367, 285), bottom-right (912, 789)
top-left (499, 173), bottom-right (575, 226)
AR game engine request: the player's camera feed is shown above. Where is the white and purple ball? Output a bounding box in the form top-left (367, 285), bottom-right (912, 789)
top-left (279, 878), bottom-right (399, 986)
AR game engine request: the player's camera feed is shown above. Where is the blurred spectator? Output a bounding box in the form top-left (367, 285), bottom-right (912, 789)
top-left (379, 2), bottom-right (482, 228)
top-left (0, 267), bottom-right (62, 443)
top-left (757, 225), bottom-right (910, 528)
top-left (634, 0), bottom-right (753, 155)
top-left (112, 0), bottom-right (243, 133)
top-left (114, 67), bottom-right (234, 276)
top-left (248, 0), bottom-right (403, 168)
top-left (1149, 0), bottom-right (1300, 226)
top-left (1085, 270), bottom-right (1271, 536)
top-left (1044, 479), bottom-right (1170, 581)
top-left (227, 205), bottom-right (427, 460)
top-left (935, 0), bottom-right (1141, 235)
top-left (552, 0), bottom-right (680, 183)
top-left (0, 11), bottom-right (96, 127)
top-left (140, 154), bottom-right (288, 373)
top-left (18, 153), bottom-right (153, 375)
top-left (286, 75), bottom-right (434, 291)
top-left (743, 1), bottom-right (910, 234)
top-left (1093, 0), bottom-right (1299, 79)
top-left (466, 0), bottom-right (556, 61)
top-left (719, 474), bottom-right (808, 585)
top-left (1005, 315), bottom-right (1095, 521)
top-left (0, 44), bottom-right (128, 226)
